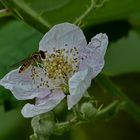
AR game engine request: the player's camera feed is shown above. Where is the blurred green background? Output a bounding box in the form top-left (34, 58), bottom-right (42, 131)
top-left (0, 0), bottom-right (140, 140)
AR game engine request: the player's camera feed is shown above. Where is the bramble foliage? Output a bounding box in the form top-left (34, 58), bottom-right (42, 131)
top-left (0, 0), bottom-right (140, 140)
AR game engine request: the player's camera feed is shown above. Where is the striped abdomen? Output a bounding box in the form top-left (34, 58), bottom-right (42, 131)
top-left (19, 58), bottom-right (33, 73)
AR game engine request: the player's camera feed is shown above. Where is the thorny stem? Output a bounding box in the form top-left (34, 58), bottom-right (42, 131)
top-left (54, 116), bottom-right (77, 135)
top-left (55, 100), bottom-right (121, 132)
top-left (0, 0), bottom-right (51, 33)
top-left (95, 74), bottom-right (140, 122)
top-left (74, 0), bottom-right (95, 25)
top-left (95, 100), bottom-right (121, 119)
top-left (74, 0), bottom-right (108, 25)
top-left (31, 100), bottom-right (122, 138)
top-left (78, 100), bottom-right (121, 125)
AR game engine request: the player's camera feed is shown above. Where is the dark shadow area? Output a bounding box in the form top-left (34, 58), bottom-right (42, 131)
top-left (84, 20), bottom-right (132, 42)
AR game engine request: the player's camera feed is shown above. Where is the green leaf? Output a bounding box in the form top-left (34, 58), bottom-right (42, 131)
top-left (0, 20), bottom-right (42, 107)
top-left (95, 75), bottom-right (140, 122)
top-left (0, 20), bottom-right (42, 76)
top-left (103, 30), bottom-right (140, 75)
top-left (1, 0), bottom-right (140, 33)
top-left (0, 107), bottom-right (27, 140)
top-left (86, 0), bottom-right (140, 25)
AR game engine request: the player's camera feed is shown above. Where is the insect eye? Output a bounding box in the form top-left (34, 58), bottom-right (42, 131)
top-left (39, 50), bottom-right (45, 59)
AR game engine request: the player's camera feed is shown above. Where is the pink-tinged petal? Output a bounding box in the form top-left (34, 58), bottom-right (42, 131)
top-left (0, 67), bottom-right (50, 100)
top-left (80, 33), bottom-right (108, 78)
top-left (39, 23), bottom-right (87, 53)
top-left (21, 90), bottom-right (65, 118)
top-left (67, 68), bottom-right (93, 110)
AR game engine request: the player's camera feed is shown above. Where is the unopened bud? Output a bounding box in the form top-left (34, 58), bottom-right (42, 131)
top-left (31, 113), bottom-right (55, 137)
top-left (80, 102), bottom-right (96, 120)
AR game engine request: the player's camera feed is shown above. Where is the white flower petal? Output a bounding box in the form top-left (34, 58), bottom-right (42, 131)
top-left (0, 67), bottom-right (50, 100)
top-left (80, 33), bottom-right (108, 78)
top-left (39, 23), bottom-right (87, 53)
top-left (67, 68), bottom-right (93, 110)
top-left (21, 90), bottom-right (65, 118)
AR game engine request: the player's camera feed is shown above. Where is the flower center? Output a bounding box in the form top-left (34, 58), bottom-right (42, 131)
top-left (39, 48), bottom-right (79, 93)
top-left (44, 49), bottom-right (74, 80)
top-left (30, 48), bottom-right (80, 94)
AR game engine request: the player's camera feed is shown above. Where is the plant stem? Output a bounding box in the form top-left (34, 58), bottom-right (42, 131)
top-left (0, 9), bottom-right (11, 17)
top-left (74, 0), bottom-right (108, 25)
top-left (95, 74), bottom-right (140, 122)
top-left (74, 0), bottom-right (95, 25)
top-left (95, 100), bottom-right (121, 119)
top-left (1, 0), bottom-right (51, 34)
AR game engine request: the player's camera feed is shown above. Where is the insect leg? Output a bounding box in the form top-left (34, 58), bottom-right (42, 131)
top-left (31, 66), bottom-right (37, 84)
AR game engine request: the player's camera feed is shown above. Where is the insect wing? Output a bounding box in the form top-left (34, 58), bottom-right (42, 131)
top-left (9, 58), bottom-right (27, 69)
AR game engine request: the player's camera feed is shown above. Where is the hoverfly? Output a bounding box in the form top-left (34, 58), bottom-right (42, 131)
top-left (10, 50), bottom-right (46, 73)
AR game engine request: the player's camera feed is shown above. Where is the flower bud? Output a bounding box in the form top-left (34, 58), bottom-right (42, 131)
top-left (80, 102), bottom-right (96, 120)
top-left (30, 134), bottom-right (38, 140)
top-left (31, 113), bottom-right (55, 137)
